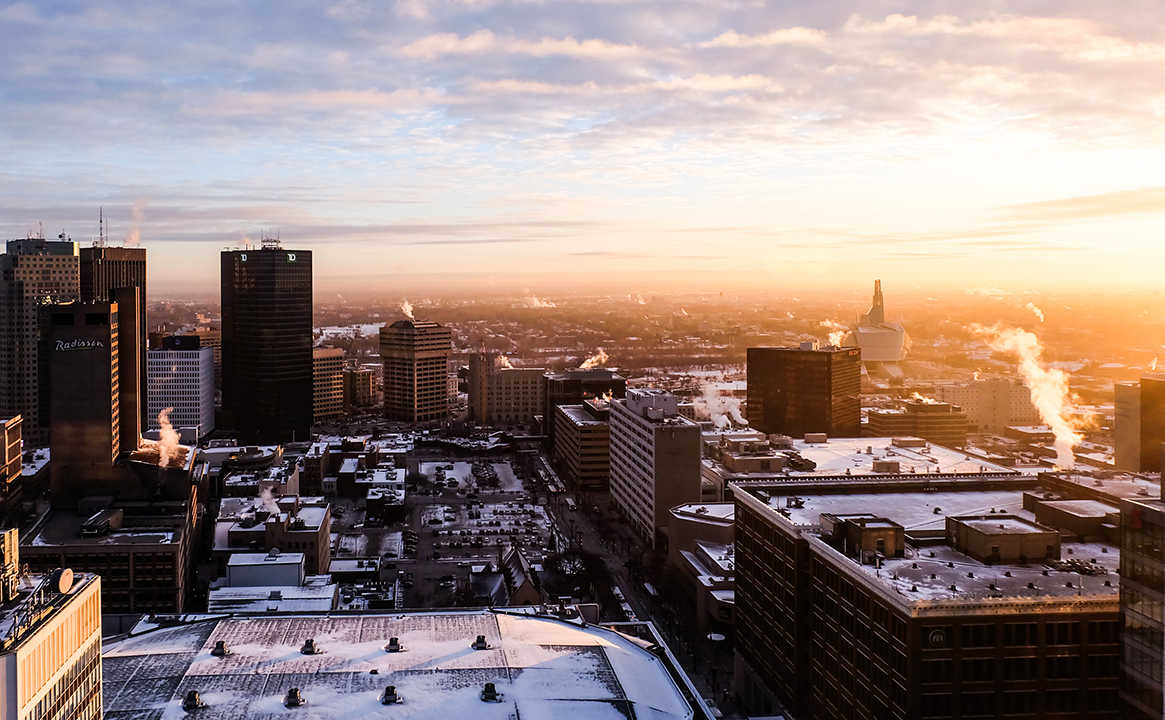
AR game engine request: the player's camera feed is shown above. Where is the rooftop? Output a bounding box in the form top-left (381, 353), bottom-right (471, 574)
top-left (101, 609), bottom-right (704, 720)
top-left (206, 577), bottom-right (337, 614)
top-left (1, 571), bottom-right (99, 652)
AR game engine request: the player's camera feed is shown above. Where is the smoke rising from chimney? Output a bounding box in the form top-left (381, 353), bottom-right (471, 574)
top-left (1025, 303), bottom-right (1044, 322)
top-left (694, 382), bottom-right (748, 429)
top-left (819, 320), bottom-right (849, 347)
top-left (155, 407), bottom-right (181, 468)
top-left (494, 354), bottom-right (514, 369)
top-left (523, 291), bottom-right (556, 308)
top-left (125, 199), bottom-right (148, 247)
top-left (259, 486), bottom-right (281, 516)
top-left (969, 323), bottom-right (1081, 468)
top-left (400, 300), bottom-right (414, 319)
top-left (580, 348), bottom-right (609, 369)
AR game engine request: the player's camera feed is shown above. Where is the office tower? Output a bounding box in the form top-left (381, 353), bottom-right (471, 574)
top-left (747, 342), bottom-right (862, 438)
top-left (1119, 495), bottom-right (1165, 719)
top-left (221, 243), bottom-right (313, 443)
top-left (542, 368), bottom-right (626, 448)
top-left (79, 246), bottom-right (147, 428)
top-left (1139, 375), bottom-right (1165, 473)
top-left (47, 301), bottom-right (128, 505)
top-left (313, 347), bottom-right (344, 424)
top-left (609, 389), bottom-right (702, 547)
top-left (0, 416), bottom-right (20, 522)
top-left (0, 532), bottom-right (103, 720)
top-left (147, 336), bottom-right (215, 438)
top-left (733, 475), bottom-right (1121, 719)
top-left (0, 237), bottom-right (80, 446)
top-left (934, 377), bottom-right (1041, 434)
top-left (468, 353), bottom-right (546, 427)
top-left (379, 319), bottom-right (452, 423)
top-left (554, 399), bottom-right (611, 489)
top-left (342, 366), bottom-right (376, 409)
top-left (866, 400), bottom-right (969, 447)
top-left (1114, 382), bottom-right (1141, 471)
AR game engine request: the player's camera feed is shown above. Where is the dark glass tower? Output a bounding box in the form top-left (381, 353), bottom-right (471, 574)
top-left (80, 246), bottom-right (147, 429)
top-left (746, 343), bottom-right (862, 438)
top-left (221, 244), bottom-right (312, 443)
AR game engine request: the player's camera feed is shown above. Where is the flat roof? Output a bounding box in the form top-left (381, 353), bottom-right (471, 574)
top-left (101, 610), bottom-right (700, 719)
top-left (957, 516), bottom-right (1050, 535)
top-left (25, 510), bottom-right (178, 548)
top-left (558, 405), bottom-right (609, 426)
top-left (228, 552), bottom-right (304, 567)
top-left (1, 572), bottom-right (99, 649)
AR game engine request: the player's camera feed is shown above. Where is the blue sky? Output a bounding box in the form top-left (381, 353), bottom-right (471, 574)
top-left (2, 0), bottom-right (1164, 292)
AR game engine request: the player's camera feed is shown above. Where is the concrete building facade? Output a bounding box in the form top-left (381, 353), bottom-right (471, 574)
top-left (0, 238), bottom-right (80, 446)
top-left (342, 366), bottom-right (376, 409)
top-left (313, 347), bottom-right (344, 424)
top-left (934, 378), bottom-right (1040, 434)
top-left (468, 354), bottom-right (546, 428)
top-left (554, 399), bottom-right (611, 489)
top-left (379, 319), bottom-right (451, 423)
top-left (1119, 495), bottom-right (1165, 719)
top-left (543, 368), bottom-right (627, 449)
top-left (0, 541), bottom-right (103, 720)
top-left (609, 389), bottom-right (702, 547)
top-left (147, 337), bottom-right (214, 438)
top-left (866, 400), bottom-right (969, 448)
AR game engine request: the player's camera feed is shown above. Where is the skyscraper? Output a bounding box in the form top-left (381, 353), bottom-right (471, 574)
top-left (47, 301), bottom-right (128, 505)
top-left (379, 319), bottom-right (451, 423)
top-left (221, 242), bottom-right (313, 443)
top-left (147, 336), bottom-right (215, 438)
top-left (0, 236), bottom-right (80, 446)
top-left (747, 341), bottom-right (862, 438)
top-left (79, 245), bottom-right (147, 429)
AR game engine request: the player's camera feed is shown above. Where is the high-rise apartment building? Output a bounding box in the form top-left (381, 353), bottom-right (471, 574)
top-left (934, 377), bottom-right (1041, 434)
top-left (0, 237), bottom-right (81, 446)
top-left (609, 389), bottom-right (702, 547)
top-left (0, 532), bottom-right (103, 720)
top-left (379, 319), bottom-right (451, 423)
top-left (221, 243), bottom-right (313, 443)
top-left (147, 336), bottom-right (215, 438)
top-left (1120, 494), bottom-right (1165, 719)
top-left (747, 342), bottom-right (862, 438)
top-left (79, 246), bottom-right (147, 428)
top-left (468, 353), bottom-right (546, 427)
top-left (313, 347), bottom-right (344, 424)
top-left (542, 368), bottom-right (626, 448)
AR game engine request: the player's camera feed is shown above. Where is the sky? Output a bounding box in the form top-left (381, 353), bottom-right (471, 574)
top-left (2, 1), bottom-right (1164, 295)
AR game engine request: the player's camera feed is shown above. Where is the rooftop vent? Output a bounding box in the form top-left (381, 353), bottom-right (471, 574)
top-left (301, 639), bottom-right (319, 655)
top-left (1027, 583), bottom-right (1035, 589)
top-left (211, 641), bottom-right (231, 657)
top-left (385, 637), bottom-right (402, 653)
top-left (480, 682), bottom-right (504, 703)
top-left (472, 635), bottom-right (491, 650)
top-left (381, 686), bottom-right (401, 705)
top-left (285, 688), bottom-right (305, 708)
top-left (183, 690), bottom-right (207, 711)
top-left (268, 590), bottom-right (283, 601)
top-left (910, 585), bottom-right (917, 592)
top-left (949, 585), bottom-right (957, 591)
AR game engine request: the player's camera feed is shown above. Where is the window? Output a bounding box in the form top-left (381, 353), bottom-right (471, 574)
top-left (960, 624), bottom-right (995, 648)
top-left (1003, 623), bottom-right (1037, 646)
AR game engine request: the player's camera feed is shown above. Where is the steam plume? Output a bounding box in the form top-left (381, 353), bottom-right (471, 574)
top-left (1025, 303), bottom-right (1044, 322)
top-left (523, 291), bottom-right (556, 308)
top-left (400, 300), bottom-right (414, 319)
top-left (694, 382), bottom-right (748, 429)
top-left (155, 407), bottom-right (181, 468)
top-left (580, 348), bottom-right (609, 369)
top-left (636, 294), bottom-right (646, 305)
top-left (969, 323), bottom-right (1081, 468)
top-left (819, 320), bottom-right (848, 347)
top-left (258, 486), bottom-right (281, 515)
top-left (494, 354), bottom-right (514, 369)
top-left (125, 199), bottom-right (147, 247)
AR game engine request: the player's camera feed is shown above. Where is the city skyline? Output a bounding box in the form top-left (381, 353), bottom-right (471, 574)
top-left (2, 1), bottom-right (1163, 292)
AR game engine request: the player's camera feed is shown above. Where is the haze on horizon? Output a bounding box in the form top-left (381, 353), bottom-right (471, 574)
top-left (2, 0), bottom-right (1163, 293)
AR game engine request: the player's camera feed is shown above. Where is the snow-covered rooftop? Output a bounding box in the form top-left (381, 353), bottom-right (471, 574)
top-left (101, 610), bottom-right (703, 720)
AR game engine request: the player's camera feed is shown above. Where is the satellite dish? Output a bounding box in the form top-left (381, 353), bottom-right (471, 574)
top-left (50, 568), bottom-right (74, 594)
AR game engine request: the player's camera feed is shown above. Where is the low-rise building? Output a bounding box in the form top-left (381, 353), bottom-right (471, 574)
top-left (866, 400), bottom-right (968, 448)
top-left (668, 503), bottom-right (736, 632)
top-left (342, 366), bottom-right (376, 409)
top-left (213, 496), bottom-right (331, 577)
top-left (732, 475), bottom-right (1123, 719)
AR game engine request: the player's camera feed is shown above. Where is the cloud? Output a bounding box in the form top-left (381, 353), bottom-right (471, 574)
top-left (397, 30), bottom-right (642, 59)
top-left (700, 27), bottom-right (829, 49)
